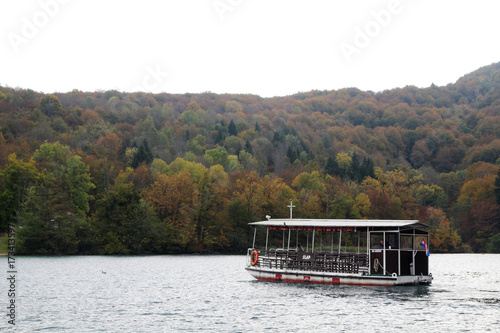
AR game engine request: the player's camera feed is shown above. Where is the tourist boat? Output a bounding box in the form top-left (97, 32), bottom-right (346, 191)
top-left (245, 214), bottom-right (433, 286)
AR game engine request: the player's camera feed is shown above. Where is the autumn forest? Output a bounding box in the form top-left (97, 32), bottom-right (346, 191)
top-left (1, 62), bottom-right (500, 255)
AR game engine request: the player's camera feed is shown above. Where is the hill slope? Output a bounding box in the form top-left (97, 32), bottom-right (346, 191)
top-left (0, 62), bottom-right (499, 254)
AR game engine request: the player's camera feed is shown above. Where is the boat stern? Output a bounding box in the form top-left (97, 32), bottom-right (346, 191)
top-left (395, 273), bottom-right (433, 285)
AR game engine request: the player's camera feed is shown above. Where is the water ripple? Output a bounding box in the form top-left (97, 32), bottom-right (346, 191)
top-left (2, 254), bottom-right (499, 332)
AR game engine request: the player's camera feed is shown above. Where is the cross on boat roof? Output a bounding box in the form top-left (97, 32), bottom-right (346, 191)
top-left (287, 199), bottom-right (295, 219)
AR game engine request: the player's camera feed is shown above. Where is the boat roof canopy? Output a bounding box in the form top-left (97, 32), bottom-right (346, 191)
top-left (249, 219), bottom-right (429, 230)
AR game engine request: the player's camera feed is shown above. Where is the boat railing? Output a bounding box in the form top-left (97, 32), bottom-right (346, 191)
top-left (248, 248), bottom-right (369, 275)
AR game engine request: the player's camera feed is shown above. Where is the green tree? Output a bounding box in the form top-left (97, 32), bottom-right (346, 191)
top-left (33, 142), bottom-right (94, 215)
top-left (335, 153), bottom-right (352, 179)
top-left (362, 167), bottom-right (422, 219)
top-left (50, 117), bottom-right (68, 133)
top-left (187, 134), bottom-right (206, 156)
top-left (181, 109), bottom-right (199, 125)
top-left (224, 135), bottom-right (244, 155)
top-left (487, 233), bottom-right (500, 253)
top-left (254, 122), bottom-right (261, 133)
top-left (325, 156), bottom-right (340, 177)
top-left (286, 146), bottom-right (299, 164)
top-left (17, 142), bottom-right (95, 254)
top-left (415, 184), bottom-right (448, 208)
top-left (167, 157), bottom-right (207, 183)
top-left (204, 146), bottom-right (229, 168)
top-left (214, 121), bottom-right (228, 144)
top-left (18, 180), bottom-right (80, 254)
top-left (39, 94), bottom-right (63, 117)
top-left (292, 171), bottom-right (324, 192)
top-left (131, 140), bottom-right (153, 168)
top-left (359, 156), bottom-right (375, 181)
top-left (495, 169), bottom-right (500, 205)
top-left (150, 158), bottom-right (169, 177)
top-left (244, 140), bottom-right (253, 154)
top-left (228, 119), bottom-right (238, 136)
top-left (0, 154), bottom-right (41, 231)
top-left (192, 166), bottom-right (230, 252)
top-left (227, 199), bottom-right (254, 252)
top-left (440, 171), bottom-right (464, 203)
top-left (93, 169), bottom-right (163, 254)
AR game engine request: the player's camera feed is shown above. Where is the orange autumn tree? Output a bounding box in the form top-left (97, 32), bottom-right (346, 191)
top-left (257, 174), bottom-right (294, 218)
top-left (292, 171), bottom-right (324, 218)
top-left (424, 207), bottom-right (461, 252)
top-left (229, 170), bottom-right (263, 219)
top-left (455, 162), bottom-right (500, 251)
top-left (144, 169), bottom-right (198, 251)
top-left (361, 167), bottom-right (418, 219)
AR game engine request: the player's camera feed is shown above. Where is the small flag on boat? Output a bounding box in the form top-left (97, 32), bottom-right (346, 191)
top-left (420, 239), bottom-right (430, 256)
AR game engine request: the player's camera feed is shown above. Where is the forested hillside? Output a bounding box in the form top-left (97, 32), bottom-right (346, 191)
top-left (1, 62), bottom-right (499, 254)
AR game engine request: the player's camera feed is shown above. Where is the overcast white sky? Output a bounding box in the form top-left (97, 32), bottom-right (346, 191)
top-left (1, 0), bottom-right (499, 97)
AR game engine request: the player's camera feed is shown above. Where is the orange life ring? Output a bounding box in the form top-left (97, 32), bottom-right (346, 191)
top-left (251, 250), bottom-right (259, 266)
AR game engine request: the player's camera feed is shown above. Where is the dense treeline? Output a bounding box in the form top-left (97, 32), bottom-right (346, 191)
top-left (1, 62), bottom-right (499, 254)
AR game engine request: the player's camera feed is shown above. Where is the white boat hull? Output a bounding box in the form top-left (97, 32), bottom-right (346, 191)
top-left (246, 267), bottom-right (432, 286)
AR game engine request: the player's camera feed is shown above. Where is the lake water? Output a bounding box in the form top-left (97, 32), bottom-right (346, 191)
top-left (2, 254), bottom-right (499, 332)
